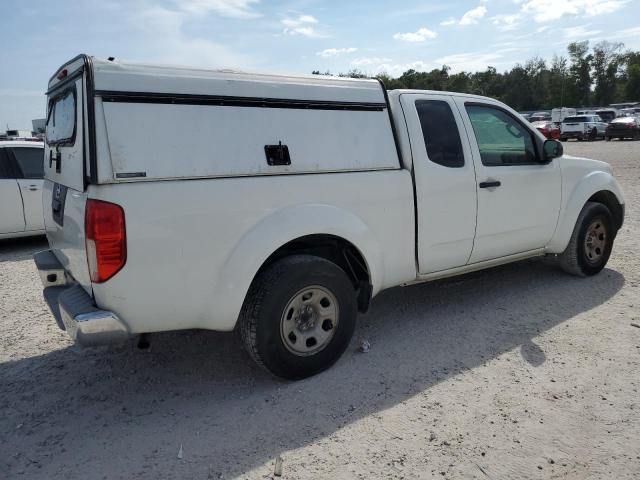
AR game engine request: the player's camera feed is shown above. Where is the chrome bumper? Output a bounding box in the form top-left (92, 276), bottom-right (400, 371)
top-left (34, 250), bottom-right (129, 346)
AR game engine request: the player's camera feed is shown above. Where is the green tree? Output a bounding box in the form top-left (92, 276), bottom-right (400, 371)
top-left (567, 41), bottom-right (593, 106)
top-left (592, 41), bottom-right (624, 106)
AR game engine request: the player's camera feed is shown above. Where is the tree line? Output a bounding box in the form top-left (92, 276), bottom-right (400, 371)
top-left (313, 41), bottom-right (640, 111)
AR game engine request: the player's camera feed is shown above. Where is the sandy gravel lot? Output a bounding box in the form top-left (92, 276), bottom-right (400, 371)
top-left (1, 141), bottom-right (639, 479)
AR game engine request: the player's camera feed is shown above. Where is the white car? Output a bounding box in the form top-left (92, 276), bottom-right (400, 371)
top-left (35, 55), bottom-right (625, 379)
top-left (560, 115), bottom-right (608, 141)
top-left (0, 141), bottom-right (45, 239)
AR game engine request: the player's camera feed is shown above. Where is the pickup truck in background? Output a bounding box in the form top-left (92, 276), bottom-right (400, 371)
top-left (35, 55), bottom-right (625, 379)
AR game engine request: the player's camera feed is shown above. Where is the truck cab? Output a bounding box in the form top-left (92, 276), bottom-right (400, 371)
top-left (35, 55), bottom-right (625, 379)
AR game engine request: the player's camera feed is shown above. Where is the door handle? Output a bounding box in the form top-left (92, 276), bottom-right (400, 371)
top-left (23, 185), bottom-right (40, 191)
top-left (479, 180), bottom-right (501, 189)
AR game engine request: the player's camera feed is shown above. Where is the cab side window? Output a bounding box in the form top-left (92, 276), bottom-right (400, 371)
top-left (465, 104), bottom-right (537, 166)
top-left (10, 147), bottom-right (44, 179)
top-left (416, 100), bottom-right (465, 168)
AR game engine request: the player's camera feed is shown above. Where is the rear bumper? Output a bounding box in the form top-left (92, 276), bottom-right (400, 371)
top-left (34, 250), bottom-right (129, 346)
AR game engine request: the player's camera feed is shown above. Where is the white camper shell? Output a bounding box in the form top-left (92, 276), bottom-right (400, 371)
top-left (36, 55), bottom-right (626, 379)
top-left (46, 56), bottom-right (400, 187)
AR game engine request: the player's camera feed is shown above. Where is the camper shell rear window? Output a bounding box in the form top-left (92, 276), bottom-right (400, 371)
top-left (46, 89), bottom-right (76, 146)
top-left (563, 116), bottom-right (588, 123)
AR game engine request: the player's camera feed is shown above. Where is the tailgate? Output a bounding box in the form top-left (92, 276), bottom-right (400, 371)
top-left (562, 123), bottom-right (583, 133)
top-left (43, 57), bottom-right (92, 293)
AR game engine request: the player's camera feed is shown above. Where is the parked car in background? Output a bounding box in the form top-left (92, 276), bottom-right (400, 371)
top-left (605, 116), bottom-right (640, 141)
top-left (0, 141), bottom-right (45, 239)
top-left (561, 115), bottom-right (608, 141)
top-left (619, 107), bottom-right (640, 118)
top-left (552, 107), bottom-right (577, 124)
top-left (532, 121), bottom-right (561, 139)
top-left (36, 55), bottom-right (625, 379)
top-left (529, 111), bottom-right (551, 122)
top-left (595, 109), bottom-right (618, 123)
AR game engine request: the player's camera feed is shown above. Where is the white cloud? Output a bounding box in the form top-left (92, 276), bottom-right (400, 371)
top-left (619, 26), bottom-right (640, 36)
top-left (351, 57), bottom-right (393, 66)
top-left (129, 5), bottom-right (254, 68)
top-left (459, 5), bottom-right (487, 25)
top-left (435, 51), bottom-right (504, 72)
top-left (491, 13), bottom-right (521, 31)
top-left (393, 27), bottom-right (438, 42)
top-left (316, 47), bottom-right (357, 58)
top-left (440, 17), bottom-right (456, 26)
top-left (282, 14), bottom-right (327, 37)
top-left (365, 60), bottom-right (435, 77)
top-left (563, 24), bottom-right (602, 39)
top-left (177, 0), bottom-right (261, 18)
top-left (519, 0), bottom-right (629, 22)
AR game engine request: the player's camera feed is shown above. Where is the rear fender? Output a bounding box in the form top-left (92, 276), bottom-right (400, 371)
top-left (212, 204), bottom-right (383, 331)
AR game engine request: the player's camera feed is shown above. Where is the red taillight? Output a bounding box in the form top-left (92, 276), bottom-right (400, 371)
top-left (85, 199), bottom-right (126, 283)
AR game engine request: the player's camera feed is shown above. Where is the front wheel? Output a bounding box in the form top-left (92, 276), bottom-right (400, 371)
top-left (239, 255), bottom-right (357, 380)
top-left (559, 202), bottom-right (615, 277)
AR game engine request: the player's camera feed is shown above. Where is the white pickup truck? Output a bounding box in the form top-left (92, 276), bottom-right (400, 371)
top-left (35, 55), bottom-right (625, 379)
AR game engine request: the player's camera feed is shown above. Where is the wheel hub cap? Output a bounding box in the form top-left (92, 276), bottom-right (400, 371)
top-left (281, 286), bottom-right (339, 356)
top-left (584, 220), bottom-right (607, 264)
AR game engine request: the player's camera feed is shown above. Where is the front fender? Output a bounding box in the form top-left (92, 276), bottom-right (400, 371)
top-left (547, 169), bottom-right (624, 253)
top-left (211, 204), bottom-right (385, 331)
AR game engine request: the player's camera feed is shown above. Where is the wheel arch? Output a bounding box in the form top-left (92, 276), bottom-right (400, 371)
top-left (211, 204), bottom-right (385, 331)
top-left (547, 171), bottom-right (625, 253)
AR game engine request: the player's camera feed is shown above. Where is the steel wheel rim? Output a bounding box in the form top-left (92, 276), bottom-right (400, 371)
top-left (280, 285), bottom-right (339, 356)
top-left (584, 219), bottom-right (607, 264)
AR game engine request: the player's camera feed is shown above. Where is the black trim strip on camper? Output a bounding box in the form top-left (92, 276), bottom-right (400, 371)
top-left (84, 55), bottom-right (98, 186)
top-left (377, 79), bottom-right (403, 169)
top-left (95, 90), bottom-right (387, 112)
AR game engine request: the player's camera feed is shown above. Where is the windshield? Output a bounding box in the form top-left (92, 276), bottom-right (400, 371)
top-left (46, 90), bottom-right (76, 145)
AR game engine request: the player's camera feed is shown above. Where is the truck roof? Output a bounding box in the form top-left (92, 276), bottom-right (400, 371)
top-left (55, 55), bottom-right (388, 105)
top-left (388, 89), bottom-right (500, 104)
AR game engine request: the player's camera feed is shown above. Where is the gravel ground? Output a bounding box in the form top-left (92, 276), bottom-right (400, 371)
top-left (1, 141), bottom-right (639, 480)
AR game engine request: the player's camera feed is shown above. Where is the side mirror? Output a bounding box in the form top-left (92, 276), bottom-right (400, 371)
top-left (543, 139), bottom-right (563, 162)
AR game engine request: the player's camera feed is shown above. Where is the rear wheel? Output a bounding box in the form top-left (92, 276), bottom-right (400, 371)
top-left (559, 202), bottom-right (615, 277)
top-left (239, 255), bottom-right (357, 380)
top-left (605, 136), bottom-right (611, 141)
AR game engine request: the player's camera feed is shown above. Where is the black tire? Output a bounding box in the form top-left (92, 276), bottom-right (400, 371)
top-left (559, 202), bottom-right (615, 277)
top-left (239, 255), bottom-right (357, 380)
top-left (560, 137), bottom-right (567, 142)
top-left (605, 136), bottom-right (611, 141)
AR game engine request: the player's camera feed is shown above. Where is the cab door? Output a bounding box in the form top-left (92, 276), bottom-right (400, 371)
top-left (8, 146), bottom-right (45, 231)
top-left (0, 147), bottom-right (25, 234)
top-left (456, 99), bottom-right (561, 263)
top-left (400, 93), bottom-right (478, 274)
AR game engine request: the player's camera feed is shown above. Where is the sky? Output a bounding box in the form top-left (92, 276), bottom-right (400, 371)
top-left (1, 0), bottom-right (639, 129)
